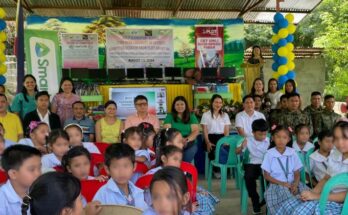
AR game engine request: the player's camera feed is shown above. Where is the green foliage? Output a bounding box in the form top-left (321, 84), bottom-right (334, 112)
top-left (244, 24), bottom-right (273, 48)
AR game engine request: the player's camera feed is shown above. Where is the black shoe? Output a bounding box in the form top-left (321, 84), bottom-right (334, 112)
top-left (252, 208), bottom-right (262, 215)
top-left (260, 199), bottom-right (266, 207)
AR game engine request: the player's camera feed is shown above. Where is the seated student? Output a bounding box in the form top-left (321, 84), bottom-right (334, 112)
top-left (64, 101), bottom-right (95, 142)
top-left (309, 130), bottom-right (334, 186)
top-left (41, 129), bottom-right (70, 170)
top-left (0, 145), bottom-right (42, 215)
top-left (93, 143), bottom-right (148, 210)
top-left (318, 95), bottom-right (341, 133)
top-left (21, 172), bottom-right (102, 215)
top-left (64, 123), bottom-right (100, 154)
top-left (235, 119), bottom-right (270, 214)
top-left (18, 121), bottom-right (49, 154)
top-left (0, 135), bottom-right (5, 170)
top-left (62, 146), bottom-right (108, 182)
top-left (261, 125), bottom-right (310, 215)
top-left (138, 122), bottom-right (156, 160)
top-left (122, 126), bottom-right (150, 183)
top-left (0, 123), bottom-right (16, 148)
top-left (293, 124), bottom-right (314, 156)
top-left (277, 121), bottom-right (348, 215)
top-left (146, 145), bottom-right (219, 215)
top-left (143, 167), bottom-right (191, 215)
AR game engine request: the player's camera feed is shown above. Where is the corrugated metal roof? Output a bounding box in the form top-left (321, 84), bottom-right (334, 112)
top-left (0, 0), bottom-right (323, 23)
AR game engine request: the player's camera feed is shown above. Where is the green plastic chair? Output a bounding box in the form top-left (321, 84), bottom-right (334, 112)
top-left (238, 149), bottom-right (265, 215)
top-left (319, 173), bottom-right (348, 215)
top-left (207, 135), bottom-right (244, 196)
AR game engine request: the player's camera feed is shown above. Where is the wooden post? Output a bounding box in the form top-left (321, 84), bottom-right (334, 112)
top-left (276, 0), bottom-right (284, 12)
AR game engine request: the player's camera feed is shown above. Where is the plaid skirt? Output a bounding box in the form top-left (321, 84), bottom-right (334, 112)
top-left (193, 186), bottom-right (220, 215)
top-left (265, 182), bottom-right (309, 215)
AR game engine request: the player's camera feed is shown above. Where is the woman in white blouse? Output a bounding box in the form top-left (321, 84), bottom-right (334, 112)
top-left (201, 94), bottom-right (231, 178)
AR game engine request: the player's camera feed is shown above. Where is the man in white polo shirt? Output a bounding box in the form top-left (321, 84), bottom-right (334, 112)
top-left (235, 95), bottom-right (265, 137)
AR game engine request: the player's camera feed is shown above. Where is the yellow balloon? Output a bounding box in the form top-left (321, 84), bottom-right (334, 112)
top-left (285, 14), bottom-right (295, 23)
top-left (286, 43), bottom-right (294, 52)
top-left (278, 65), bottom-right (288, 75)
top-left (278, 47), bottom-right (288, 57)
top-left (0, 43), bottom-right (5, 51)
top-left (288, 24), bottom-right (296, 34)
top-left (287, 61), bottom-right (295, 70)
top-left (0, 8), bottom-right (6, 19)
top-left (271, 35), bottom-right (279, 44)
top-left (0, 32), bottom-right (6, 42)
top-left (287, 52), bottom-right (295, 61)
top-left (272, 72), bottom-right (280, 79)
top-left (0, 64), bottom-right (6, 75)
top-left (278, 29), bottom-right (289, 39)
top-left (0, 53), bottom-right (5, 63)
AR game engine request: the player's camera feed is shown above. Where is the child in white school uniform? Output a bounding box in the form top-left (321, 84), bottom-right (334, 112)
top-left (64, 123), bottom-right (100, 154)
top-left (0, 145), bottom-right (41, 215)
top-left (41, 129), bottom-right (70, 170)
top-left (309, 130), bottom-right (334, 186)
top-left (143, 167), bottom-right (191, 215)
top-left (93, 143), bottom-right (148, 210)
top-left (123, 126), bottom-right (151, 183)
top-left (235, 119), bottom-right (270, 214)
top-left (18, 121), bottom-right (50, 154)
top-left (293, 124), bottom-right (314, 155)
top-left (138, 122), bottom-right (156, 166)
top-left (261, 125), bottom-right (310, 215)
top-left (276, 121), bottom-right (348, 215)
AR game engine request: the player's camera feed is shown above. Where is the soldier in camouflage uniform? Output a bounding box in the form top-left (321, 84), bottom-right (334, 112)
top-left (318, 95), bottom-right (341, 133)
top-left (278, 93), bottom-right (312, 134)
top-left (304, 92), bottom-right (323, 138)
top-left (269, 94), bottom-right (288, 126)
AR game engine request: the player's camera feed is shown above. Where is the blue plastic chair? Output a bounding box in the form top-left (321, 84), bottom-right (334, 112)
top-left (238, 149), bottom-right (265, 215)
top-left (207, 135), bottom-right (244, 196)
top-left (319, 173), bottom-right (348, 215)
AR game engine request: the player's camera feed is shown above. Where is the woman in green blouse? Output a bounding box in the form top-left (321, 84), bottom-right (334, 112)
top-left (163, 96), bottom-right (199, 162)
top-left (11, 74), bottom-right (38, 120)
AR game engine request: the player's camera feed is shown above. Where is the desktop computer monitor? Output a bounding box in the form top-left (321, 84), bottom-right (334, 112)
top-left (146, 68), bottom-right (163, 79)
top-left (220, 67), bottom-right (236, 79)
top-left (108, 68), bottom-right (126, 81)
top-left (201, 68), bottom-right (218, 82)
top-left (165, 67), bottom-right (182, 79)
top-left (127, 68), bottom-right (145, 79)
top-left (89, 68), bottom-right (107, 81)
top-left (70, 68), bottom-right (89, 80)
top-left (62, 68), bottom-right (70, 78)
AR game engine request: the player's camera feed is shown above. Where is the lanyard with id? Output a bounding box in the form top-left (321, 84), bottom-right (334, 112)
top-left (120, 185), bottom-right (135, 206)
top-left (277, 157), bottom-right (289, 182)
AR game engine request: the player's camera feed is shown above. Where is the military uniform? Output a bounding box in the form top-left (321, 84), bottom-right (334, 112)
top-left (304, 105), bottom-right (323, 138)
top-left (278, 109), bottom-right (312, 134)
top-left (318, 109), bottom-right (341, 133)
top-left (269, 109), bottom-right (285, 127)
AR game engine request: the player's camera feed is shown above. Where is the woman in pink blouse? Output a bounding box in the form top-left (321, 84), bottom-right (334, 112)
top-left (51, 77), bottom-right (80, 125)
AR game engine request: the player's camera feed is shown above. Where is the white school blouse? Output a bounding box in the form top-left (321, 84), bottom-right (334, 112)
top-left (292, 141), bottom-right (314, 153)
top-left (18, 138), bottom-right (34, 147)
top-left (82, 142), bottom-right (101, 154)
top-left (326, 149), bottom-right (348, 193)
top-left (200, 111), bottom-right (231, 134)
top-left (235, 110), bottom-right (265, 137)
top-left (309, 150), bottom-right (329, 181)
top-left (261, 147), bottom-right (303, 183)
top-left (41, 153), bottom-right (61, 169)
top-left (244, 137), bottom-right (270, 164)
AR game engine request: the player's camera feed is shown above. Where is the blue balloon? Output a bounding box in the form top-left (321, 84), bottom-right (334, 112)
top-left (0, 20), bottom-right (6, 31)
top-left (273, 54), bottom-right (279, 61)
top-left (287, 71), bottom-right (296, 79)
top-left (271, 44), bottom-right (278, 53)
top-left (272, 25), bottom-right (279, 34)
top-left (277, 57), bottom-right (288, 65)
top-left (272, 63), bottom-right (279, 71)
top-left (0, 76), bottom-right (6, 85)
top-left (278, 75), bottom-right (288, 86)
top-left (278, 19), bottom-right (289, 28)
top-left (274, 13), bottom-right (284, 22)
top-left (277, 39), bottom-right (287, 47)
top-left (286, 34), bottom-right (294, 43)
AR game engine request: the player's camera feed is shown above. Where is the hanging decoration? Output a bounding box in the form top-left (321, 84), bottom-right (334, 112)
top-left (0, 7), bottom-right (6, 85)
top-left (271, 12), bottom-right (296, 89)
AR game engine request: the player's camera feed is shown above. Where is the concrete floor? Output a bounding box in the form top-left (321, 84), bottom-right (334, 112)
top-left (198, 175), bottom-right (267, 215)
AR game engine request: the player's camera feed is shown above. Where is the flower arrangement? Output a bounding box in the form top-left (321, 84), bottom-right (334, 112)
top-left (194, 99), bottom-right (243, 121)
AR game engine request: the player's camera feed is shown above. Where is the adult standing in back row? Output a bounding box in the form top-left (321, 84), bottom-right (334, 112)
top-left (163, 96), bottom-right (199, 162)
top-left (51, 77), bottom-right (80, 126)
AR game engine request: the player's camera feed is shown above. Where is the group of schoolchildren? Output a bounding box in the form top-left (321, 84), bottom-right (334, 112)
top-left (235, 118), bottom-right (348, 215)
top-left (0, 120), bottom-right (219, 215)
